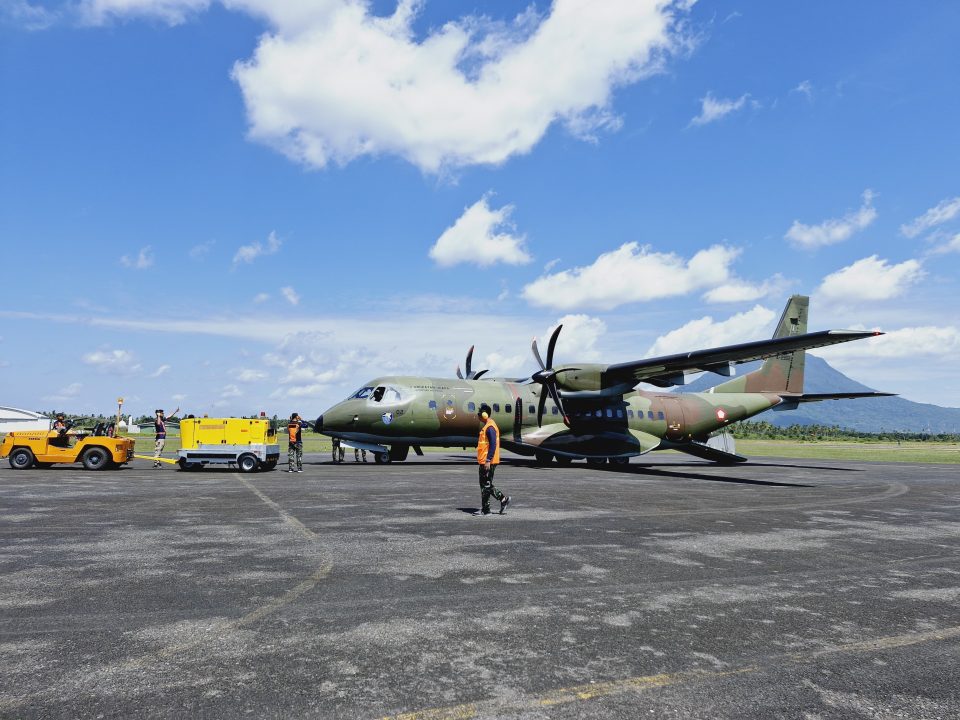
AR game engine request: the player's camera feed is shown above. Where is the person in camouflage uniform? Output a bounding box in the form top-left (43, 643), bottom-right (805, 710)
top-left (287, 413), bottom-right (307, 473)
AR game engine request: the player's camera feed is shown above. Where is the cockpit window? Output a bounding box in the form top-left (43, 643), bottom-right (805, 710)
top-left (370, 385), bottom-right (404, 403)
top-left (350, 386), bottom-right (375, 400)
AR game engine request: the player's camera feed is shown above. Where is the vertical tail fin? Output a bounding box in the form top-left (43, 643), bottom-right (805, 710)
top-left (711, 295), bottom-right (808, 394)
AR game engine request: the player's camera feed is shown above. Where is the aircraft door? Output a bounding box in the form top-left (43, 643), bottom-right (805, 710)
top-left (662, 397), bottom-right (686, 441)
top-left (513, 402), bottom-right (522, 444)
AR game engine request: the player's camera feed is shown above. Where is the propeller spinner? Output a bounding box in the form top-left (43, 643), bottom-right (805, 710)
top-left (456, 345), bottom-right (488, 380)
top-left (531, 325), bottom-right (579, 427)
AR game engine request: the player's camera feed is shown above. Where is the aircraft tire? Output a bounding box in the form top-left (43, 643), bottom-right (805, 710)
top-left (237, 453), bottom-right (259, 473)
top-left (81, 447), bottom-right (110, 471)
top-left (585, 457), bottom-right (607, 467)
top-left (9, 448), bottom-right (34, 470)
top-left (534, 450), bottom-right (553, 465)
top-left (374, 452), bottom-right (391, 464)
top-left (389, 445), bottom-right (409, 462)
top-left (555, 455), bottom-right (572, 467)
top-left (610, 457), bottom-right (630, 466)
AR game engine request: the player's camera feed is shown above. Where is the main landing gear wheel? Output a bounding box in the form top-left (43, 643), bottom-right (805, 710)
top-left (389, 445), bottom-right (409, 462)
top-left (237, 453), bottom-right (258, 473)
top-left (374, 451), bottom-right (391, 464)
top-left (610, 457), bottom-right (630, 466)
top-left (81, 447), bottom-right (110, 471)
top-left (554, 455), bottom-right (572, 467)
top-left (9, 448), bottom-right (34, 470)
top-left (535, 450), bottom-right (553, 465)
top-left (586, 457), bottom-right (607, 467)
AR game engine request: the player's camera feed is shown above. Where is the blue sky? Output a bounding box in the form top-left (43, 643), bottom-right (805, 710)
top-left (2, 0), bottom-right (959, 417)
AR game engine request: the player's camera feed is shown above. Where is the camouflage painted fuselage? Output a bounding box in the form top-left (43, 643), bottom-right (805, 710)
top-left (318, 376), bottom-right (780, 459)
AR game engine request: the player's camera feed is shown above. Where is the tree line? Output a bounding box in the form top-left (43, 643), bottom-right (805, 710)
top-left (730, 420), bottom-right (959, 443)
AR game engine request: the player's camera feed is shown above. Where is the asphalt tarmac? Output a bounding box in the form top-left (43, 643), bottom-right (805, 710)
top-left (2, 452), bottom-right (959, 719)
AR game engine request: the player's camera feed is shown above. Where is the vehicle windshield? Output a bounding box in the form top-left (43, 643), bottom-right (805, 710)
top-left (349, 386), bottom-right (375, 400)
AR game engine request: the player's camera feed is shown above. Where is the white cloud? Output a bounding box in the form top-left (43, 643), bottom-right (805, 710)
top-left (236, 368), bottom-right (267, 382)
top-left (220, 384), bottom-right (243, 399)
top-left (785, 190), bottom-right (877, 248)
top-left (646, 305), bottom-right (776, 358)
top-left (228, 0), bottom-right (689, 172)
top-left (189, 239), bottom-right (215, 259)
top-left (702, 274), bottom-right (786, 303)
top-left (545, 314), bottom-right (606, 363)
top-left (3, 0), bottom-right (59, 29)
top-left (429, 195), bottom-right (531, 267)
top-left (481, 352), bottom-right (528, 377)
top-left (522, 243), bottom-right (740, 311)
top-left (233, 231), bottom-right (281, 266)
top-left (900, 196), bottom-right (960, 238)
top-left (791, 80), bottom-right (813, 100)
top-left (82, 348), bottom-right (142, 374)
top-left (172, 393), bottom-right (187, 401)
top-left (253, 292), bottom-right (271, 304)
top-left (688, 92), bottom-right (749, 127)
top-left (150, 364), bottom-right (171, 378)
top-left (815, 325), bottom-right (960, 361)
top-left (816, 255), bottom-right (925, 302)
top-left (930, 233), bottom-right (960, 255)
top-left (120, 245), bottom-right (154, 269)
top-left (80, 0), bottom-right (210, 25)
top-left (280, 286), bottom-right (300, 306)
top-left (42, 382), bottom-right (83, 403)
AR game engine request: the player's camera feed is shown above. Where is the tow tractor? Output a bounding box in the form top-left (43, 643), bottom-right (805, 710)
top-left (1, 422), bottom-right (135, 470)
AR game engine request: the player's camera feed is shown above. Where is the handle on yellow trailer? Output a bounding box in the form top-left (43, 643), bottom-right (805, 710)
top-left (133, 454), bottom-right (178, 465)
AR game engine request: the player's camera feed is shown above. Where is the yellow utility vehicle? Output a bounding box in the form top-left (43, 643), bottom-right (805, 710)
top-left (176, 417), bottom-right (280, 472)
top-left (1, 424), bottom-right (135, 470)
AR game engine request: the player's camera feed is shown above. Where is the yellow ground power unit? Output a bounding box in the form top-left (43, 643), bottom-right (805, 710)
top-left (177, 417), bottom-right (280, 472)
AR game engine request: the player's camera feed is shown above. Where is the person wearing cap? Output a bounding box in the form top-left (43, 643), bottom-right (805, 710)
top-left (287, 412), bottom-right (308, 473)
top-left (475, 403), bottom-right (511, 515)
top-left (153, 407), bottom-right (180, 468)
top-left (51, 412), bottom-right (71, 447)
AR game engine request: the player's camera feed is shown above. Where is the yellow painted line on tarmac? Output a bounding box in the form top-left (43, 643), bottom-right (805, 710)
top-left (378, 625), bottom-right (960, 720)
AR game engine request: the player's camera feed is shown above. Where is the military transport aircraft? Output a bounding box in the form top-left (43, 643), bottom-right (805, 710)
top-left (314, 296), bottom-right (892, 465)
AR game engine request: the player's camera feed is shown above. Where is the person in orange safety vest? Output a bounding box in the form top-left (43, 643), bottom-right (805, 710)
top-left (287, 413), bottom-right (308, 473)
top-left (476, 403), bottom-right (511, 515)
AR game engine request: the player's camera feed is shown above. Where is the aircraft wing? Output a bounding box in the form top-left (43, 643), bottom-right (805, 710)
top-left (605, 330), bottom-right (881, 388)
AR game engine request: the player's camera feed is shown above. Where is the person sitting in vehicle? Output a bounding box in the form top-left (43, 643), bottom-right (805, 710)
top-left (50, 413), bottom-right (72, 447)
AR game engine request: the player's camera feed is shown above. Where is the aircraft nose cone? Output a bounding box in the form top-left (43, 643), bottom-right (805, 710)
top-left (314, 415), bottom-right (323, 432)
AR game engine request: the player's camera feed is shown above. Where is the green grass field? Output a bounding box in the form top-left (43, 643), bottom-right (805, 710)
top-left (122, 434), bottom-right (960, 465)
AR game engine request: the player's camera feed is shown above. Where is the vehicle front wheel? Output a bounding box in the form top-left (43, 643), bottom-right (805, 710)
top-left (81, 447), bottom-right (110, 471)
top-left (9, 448), bottom-right (35, 470)
top-left (374, 452), bottom-right (391, 464)
top-left (237, 453), bottom-right (258, 473)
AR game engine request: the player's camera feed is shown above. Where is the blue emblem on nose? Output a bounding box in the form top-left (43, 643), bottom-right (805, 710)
top-left (381, 412), bottom-right (393, 425)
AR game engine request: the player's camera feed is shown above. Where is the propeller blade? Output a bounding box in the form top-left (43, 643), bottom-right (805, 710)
top-left (537, 389), bottom-right (547, 427)
top-left (465, 345), bottom-right (474, 376)
top-left (545, 324), bottom-right (563, 370)
top-left (546, 382), bottom-right (570, 427)
top-left (456, 365), bottom-right (464, 380)
top-left (473, 369), bottom-right (489, 380)
top-left (531, 337), bottom-right (546, 371)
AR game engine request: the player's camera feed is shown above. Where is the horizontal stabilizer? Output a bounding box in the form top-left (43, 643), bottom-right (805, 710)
top-left (774, 391), bottom-right (896, 411)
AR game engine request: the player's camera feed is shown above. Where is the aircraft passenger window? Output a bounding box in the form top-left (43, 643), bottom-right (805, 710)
top-left (595, 409), bottom-right (602, 418)
top-left (493, 404), bottom-right (500, 413)
top-left (628, 410), bottom-right (634, 418)
top-left (468, 402), bottom-right (476, 412)
top-left (505, 403), bottom-right (512, 413)
top-left (606, 409), bottom-right (613, 418)
top-left (428, 400), bottom-right (437, 409)
top-left (648, 411), bottom-right (655, 420)
top-left (658, 411), bottom-right (665, 420)
top-left (372, 386), bottom-right (386, 402)
top-left (351, 386), bottom-right (375, 400)
top-left (551, 406), bottom-right (558, 415)
top-left (616, 409), bottom-right (623, 418)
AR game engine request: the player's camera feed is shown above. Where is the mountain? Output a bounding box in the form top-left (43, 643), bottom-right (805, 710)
top-left (678, 354), bottom-right (960, 433)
